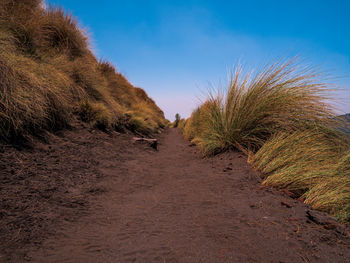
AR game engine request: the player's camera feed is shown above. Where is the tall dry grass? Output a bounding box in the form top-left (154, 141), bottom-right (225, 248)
top-left (186, 59), bottom-right (335, 155)
top-left (182, 59), bottom-right (350, 223)
top-left (0, 48), bottom-right (74, 141)
top-left (253, 129), bottom-right (350, 223)
top-left (303, 151), bottom-right (350, 223)
top-left (0, 1), bottom-right (167, 143)
top-left (41, 7), bottom-right (89, 58)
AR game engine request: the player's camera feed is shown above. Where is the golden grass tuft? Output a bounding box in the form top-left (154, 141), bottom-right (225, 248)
top-left (98, 59), bottom-right (117, 76)
top-left (182, 58), bottom-right (350, 223)
top-left (78, 100), bottom-right (112, 130)
top-left (41, 7), bottom-right (89, 58)
top-left (303, 151), bottom-right (350, 223)
top-left (0, 48), bottom-right (74, 142)
top-left (0, 1), bottom-right (43, 56)
top-left (177, 118), bottom-right (186, 131)
top-left (185, 59), bottom-right (336, 155)
top-left (253, 130), bottom-right (350, 223)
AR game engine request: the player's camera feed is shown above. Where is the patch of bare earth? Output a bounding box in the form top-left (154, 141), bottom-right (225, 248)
top-left (0, 126), bottom-right (349, 262)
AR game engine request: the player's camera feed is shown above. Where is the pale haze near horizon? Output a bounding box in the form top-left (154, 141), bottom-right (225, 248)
top-left (47, 0), bottom-right (350, 121)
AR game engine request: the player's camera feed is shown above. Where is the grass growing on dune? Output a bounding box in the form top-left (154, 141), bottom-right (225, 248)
top-left (303, 151), bottom-right (350, 223)
top-left (182, 58), bottom-right (350, 223)
top-left (185, 59), bottom-right (335, 155)
top-left (0, 48), bottom-right (74, 141)
top-left (253, 129), bottom-right (346, 187)
top-left (253, 130), bottom-right (350, 223)
top-left (0, 1), bottom-right (167, 143)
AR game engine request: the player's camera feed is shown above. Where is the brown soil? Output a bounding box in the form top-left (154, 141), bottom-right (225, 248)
top-left (1, 125), bottom-right (349, 262)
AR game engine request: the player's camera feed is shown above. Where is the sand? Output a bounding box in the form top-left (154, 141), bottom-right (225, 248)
top-left (1, 124), bottom-right (349, 262)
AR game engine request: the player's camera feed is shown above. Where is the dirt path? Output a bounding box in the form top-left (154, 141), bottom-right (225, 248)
top-left (1, 127), bottom-right (350, 262)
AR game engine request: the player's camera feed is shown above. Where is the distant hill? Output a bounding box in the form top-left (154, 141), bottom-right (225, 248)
top-left (340, 113), bottom-right (350, 122)
top-left (338, 114), bottom-right (350, 134)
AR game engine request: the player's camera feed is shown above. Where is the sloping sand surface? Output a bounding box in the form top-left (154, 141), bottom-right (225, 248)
top-left (1, 125), bottom-right (349, 262)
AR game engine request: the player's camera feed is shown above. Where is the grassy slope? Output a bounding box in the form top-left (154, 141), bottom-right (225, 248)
top-left (338, 114), bottom-right (350, 134)
top-left (181, 60), bottom-right (350, 224)
top-left (0, 0), bottom-right (167, 143)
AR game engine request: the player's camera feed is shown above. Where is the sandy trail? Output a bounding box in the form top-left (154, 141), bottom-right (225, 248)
top-left (1, 127), bottom-right (349, 262)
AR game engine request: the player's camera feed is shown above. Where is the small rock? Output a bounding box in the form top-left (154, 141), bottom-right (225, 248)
top-left (281, 190), bottom-right (297, 198)
top-left (306, 210), bottom-right (347, 235)
top-left (281, 201), bottom-right (292, 208)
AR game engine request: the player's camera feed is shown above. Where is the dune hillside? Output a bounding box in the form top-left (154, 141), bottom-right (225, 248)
top-left (1, 2), bottom-right (350, 262)
top-left (0, 0), bottom-right (167, 144)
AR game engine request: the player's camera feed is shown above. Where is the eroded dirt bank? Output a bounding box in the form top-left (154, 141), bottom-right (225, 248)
top-left (1, 126), bottom-right (349, 262)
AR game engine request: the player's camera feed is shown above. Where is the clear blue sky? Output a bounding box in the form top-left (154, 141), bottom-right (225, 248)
top-left (47, 0), bottom-right (350, 120)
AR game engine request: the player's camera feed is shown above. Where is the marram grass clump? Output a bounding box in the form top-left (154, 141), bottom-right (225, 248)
top-left (253, 130), bottom-right (350, 223)
top-left (184, 59), bottom-right (335, 155)
top-left (303, 151), bottom-right (350, 224)
top-left (0, 1), bottom-right (167, 143)
top-left (182, 59), bottom-right (350, 223)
